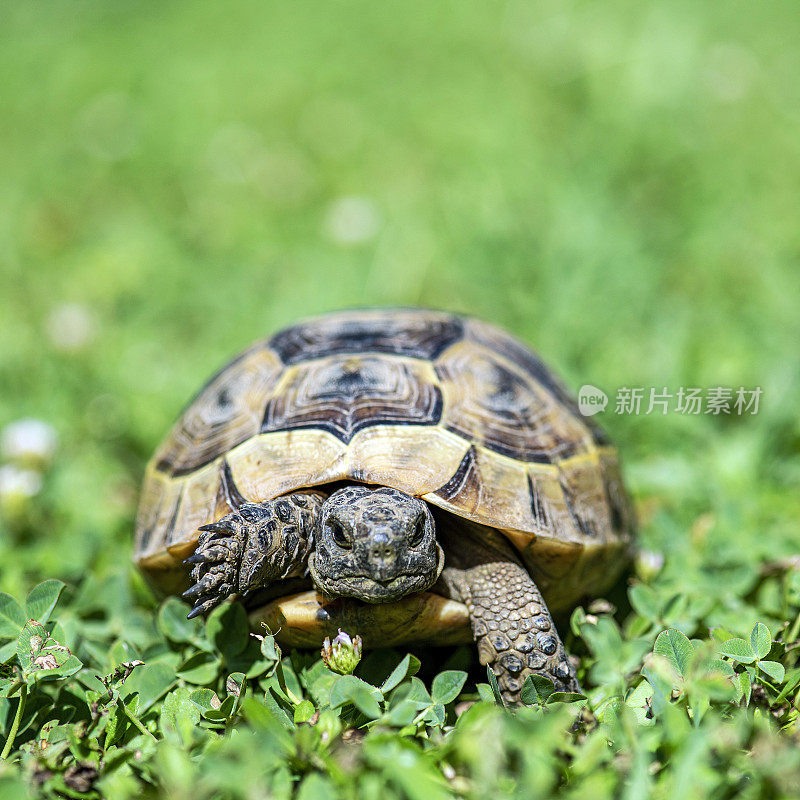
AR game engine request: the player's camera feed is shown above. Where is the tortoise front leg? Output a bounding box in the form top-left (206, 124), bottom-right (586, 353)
top-left (183, 491), bottom-right (324, 618)
top-left (441, 562), bottom-right (579, 704)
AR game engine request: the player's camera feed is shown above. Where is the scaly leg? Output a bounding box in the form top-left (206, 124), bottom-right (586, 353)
top-left (441, 561), bottom-right (579, 705)
top-left (183, 491), bottom-right (325, 618)
top-left (435, 515), bottom-right (579, 705)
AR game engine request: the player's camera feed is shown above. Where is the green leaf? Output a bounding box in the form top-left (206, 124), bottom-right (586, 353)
top-left (226, 671), bottom-right (245, 698)
top-left (158, 597), bottom-right (202, 644)
top-left (293, 699), bottom-right (316, 723)
top-left (24, 580), bottom-right (65, 624)
top-left (177, 651), bottom-right (221, 685)
top-left (521, 674), bottom-right (556, 705)
top-left (123, 662), bottom-right (178, 711)
top-left (547, 691), bottom-right (586, 704)
top-left (105, 698), bottom-right (126, 748)
top-left (207, 603), bottom-right (249, 659)
top-left (47, 653), bottom-right (82, 680)
top-left (242, 695), bottom-right (295, 742)
top-left (381, 653), bottom-right (421, 694)
top-left (701, 658), bottom-right (735, 678)
top-left (0, 593), bottom-right (25, 639)
top-left (626, 680), bottom-right (655, 725)
top-left (0, 640), bottom-right (16, 663)
top-left (423, 702), bottom-right (446, 727)
top-left (202, 695), bottom-right (236, 721)
top-left (773, 668), bottom-right (800, 705)
top-left (486, 666), bottom-right (505, 707)
top-left (736, 671), bottom-right (752, 705)
top-left (758, 660), bottom-right (785, 684)
top-left (476, 684), bottom-right (495, 704)
top-left (297, 773), bottom-right (337, 800)
top-left (382, 678), bottom-right (433, 726)
top-left (750, 623), bottom-right (772, 661)
top-left (16, 620), bottom-right (46, 669)
top-left (629, 584), bottom-right (660, 621)
top-left (308, 670), bottom-right (339, 707)
top-left (653, 629), bottom-right (694, 678)
top-left (17, 619), bottom-right (73, 681)
top-left (570, 606), bottom-right (587, 638)
top-left (384, 697), bottom-right (420, 727)
top-left (330, 675), bottom-right (383, 718)
top-left (226, 638), bottom-right (274, 679)
top-left (257, 632), bottom-right (281, 662)
top-left (718, 637), bottom-right (757, 664)
top-left (160, 686), bottom-right (201, 746)
top-left (431, 670), bottom-right (467, 705)
top-left (189, 688), bottom-right (221, 714)
top-left (403, 677), bottom-right (433, 708)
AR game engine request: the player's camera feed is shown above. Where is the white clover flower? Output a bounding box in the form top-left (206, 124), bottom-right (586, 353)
top-left (321, 628), bottom-right (363, 674)
top-left (45, 303), bottom-right (97, 352)
top-left (636, 549), bottom-right (665, 580)
top-left (1, 419), bottom-right (58, 469)
top-left (0, 464), bottom-right (42, 503)
top-left (323, 196), bottom-right (380, 245)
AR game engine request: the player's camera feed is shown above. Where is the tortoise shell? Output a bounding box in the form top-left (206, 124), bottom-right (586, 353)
top-left (135, 309), bottom-right (634, 611)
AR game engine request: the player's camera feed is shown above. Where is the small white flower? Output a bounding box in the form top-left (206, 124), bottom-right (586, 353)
top-left (332, 630), bottom-right (353, 648)
top-left (46, 303), bottom-right (97, 352)
top-left (323, 196), bottom-right (380, 245)
top-left (0, 464), bottom-right (43, 499)
top-left (1, 419), bottom-right (58, 467)
top-left (636, 549), bottom-right (665, 580)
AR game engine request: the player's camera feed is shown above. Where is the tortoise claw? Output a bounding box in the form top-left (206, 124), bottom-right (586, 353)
top-left (198, 520), bottom-right (235, 534)
top-left (187, 599), bottom-right (216, 619)
top-left (181, 582), bottom-right (206, 599)
top-left (182, 515), bottom-right (244, 619)
top-left (185, 583), bottom-right (234, 618)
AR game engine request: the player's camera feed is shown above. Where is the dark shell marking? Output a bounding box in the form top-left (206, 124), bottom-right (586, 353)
top-left (262, 356), bottom-right (443, 444)
top-left (436, 346), bottom-right (583, 463)
top-left (270, 310), bottom-right (464, 364)
top-left (149, 310), bottom-right (601, 478)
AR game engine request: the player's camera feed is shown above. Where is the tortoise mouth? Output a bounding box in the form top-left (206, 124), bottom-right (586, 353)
top-left (308, 546), bottom-right (445, 604)
top-left (318, 573), bottom-right (435, 603)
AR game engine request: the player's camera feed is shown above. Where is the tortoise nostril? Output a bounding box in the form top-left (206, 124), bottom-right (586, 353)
top-left (369, 532), bottom-right (395, 562)
top-left (370, 538), bottom-right (394, 561)
top-left (372, 544), bottom-right (392, 561)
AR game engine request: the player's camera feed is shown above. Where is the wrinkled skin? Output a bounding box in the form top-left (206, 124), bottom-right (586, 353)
top-left (184, 483), bottom-right (579, 703)
top-left (309, 486), bottom-right (444, 602)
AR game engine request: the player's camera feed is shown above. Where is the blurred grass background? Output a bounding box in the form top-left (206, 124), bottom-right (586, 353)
top-left (0, 0), bottom-right (799, 606)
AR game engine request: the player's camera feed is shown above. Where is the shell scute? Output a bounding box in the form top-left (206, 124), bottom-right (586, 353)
top-left (269, 308), bottom-right (464, 364)
top-left (434, 339), bottom-right (591, 464)
top-left (154, 344), bottom-right (283, 477)
top-left (262, 355), bottom-right (443, 444)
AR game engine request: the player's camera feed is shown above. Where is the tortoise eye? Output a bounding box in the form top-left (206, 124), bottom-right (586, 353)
top-left (409, 518), bottom-right (426, 548)
top-left (329, 521), bottom-right (352, 549)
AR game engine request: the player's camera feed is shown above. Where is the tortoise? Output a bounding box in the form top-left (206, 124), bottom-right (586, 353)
top-left (135, 308), bottom-right (634, 703)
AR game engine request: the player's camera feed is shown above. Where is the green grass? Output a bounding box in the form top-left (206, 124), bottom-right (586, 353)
top-left (1, 1), bottom-right (800, 796)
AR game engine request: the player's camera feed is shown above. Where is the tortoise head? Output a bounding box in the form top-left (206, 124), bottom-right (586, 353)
top-left (308, 486), bottom-right (444, 603)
